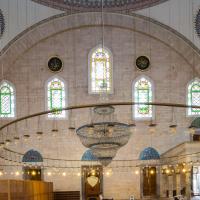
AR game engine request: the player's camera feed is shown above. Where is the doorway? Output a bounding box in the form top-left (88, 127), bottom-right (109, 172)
top-left (82, 165), bottom-right (103, 200)
top-left (23, 167), bottom-right (42, 181)
top-left (143, 167), bottom-right (157, 197)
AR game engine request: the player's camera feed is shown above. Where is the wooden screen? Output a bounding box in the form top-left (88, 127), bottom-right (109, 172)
top-left (0, 179), bottom-right (53, 200)
top-left (143, 167), bottom-right (157, 197)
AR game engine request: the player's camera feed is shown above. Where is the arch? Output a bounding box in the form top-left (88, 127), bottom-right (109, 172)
top-left (22, 149), bottom-right (43, 163)
top-left (191, 117), bottom-right (200, 128)
top-left (88, 45), bottom-right (113, 94)
top-left (45, 76), bottom-right (67, 119)
top-left (132, 76), bottom-right (154, 120)
top-left (1, 12), bottom-right (200, 76)
top-left (139, 147), bottom-right (160, 160)
top-left (0, 80), bottom-right (15, 118)
top-left (81, 149), bottom-right (98, 161)
top-left (187, 78), bottom-right (200, 116)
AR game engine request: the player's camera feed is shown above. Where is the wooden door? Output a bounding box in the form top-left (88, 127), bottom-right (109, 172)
top-left (82, 166), bottom-right (103, 200)
top-left (143, 167), bottom-right (157, 197)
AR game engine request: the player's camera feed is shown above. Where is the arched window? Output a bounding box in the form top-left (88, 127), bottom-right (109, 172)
top-left (0, 81), bottom-right (15, 118)
top-left (133, 76), bottom-right (153, 119)
top-left (89, 46), bottom-right (113, 94)
top-left (187, 79), bottom-right (200, 116)
top-left (47, 77), bottom-right (66, 118)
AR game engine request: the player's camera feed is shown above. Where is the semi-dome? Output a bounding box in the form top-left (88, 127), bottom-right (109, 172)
top-left (139, 147), bottom-right (160, 160)
top-left (82, 149), bottom-right (98, 161)
top-left (22, 149), bottom-right (43, 163)
top-left (191, 117), bottom-right (200, 128)
top-left (32, 0), bottom-right (169, 11)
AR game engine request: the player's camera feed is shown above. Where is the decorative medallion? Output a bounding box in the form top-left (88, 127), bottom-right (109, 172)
top-left (48, 56), bottom-right (63, 72)
top-left (195, 9), bottom-right (200, 38)
top-left (136, 56), bottom-right (150, 71)
top-left (0, 9), bottom-right (5, 38)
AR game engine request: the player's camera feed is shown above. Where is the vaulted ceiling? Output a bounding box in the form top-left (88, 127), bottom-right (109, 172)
top-left (31, 0), bottom-right (169, 11)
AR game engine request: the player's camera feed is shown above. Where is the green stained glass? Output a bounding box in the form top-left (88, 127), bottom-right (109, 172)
top-left (47, 78), bottom-right (66, 118)
top-left (134, 77), bottom-right (152, 119)
top-left (188, 80), bottom-right (200, 116)
top-left (0, 81), bottom-right (15, 118)
top-left (90, 47), bottom-right (112, 93)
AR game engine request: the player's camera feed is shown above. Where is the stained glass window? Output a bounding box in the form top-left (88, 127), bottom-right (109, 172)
top-left (0, 81), bottom-right (15, 118)
top-left (188, 79), bottom-right (200, 116)
top-left (47, 77), bottom-right (66, 118)
top-left (89, 47), bottom-right (112, 93)
top-left (134, 77), bottom-right (153, 119)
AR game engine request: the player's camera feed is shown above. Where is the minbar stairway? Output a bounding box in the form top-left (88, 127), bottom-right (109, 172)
top-left (54, 191), bottom-right (80, 200)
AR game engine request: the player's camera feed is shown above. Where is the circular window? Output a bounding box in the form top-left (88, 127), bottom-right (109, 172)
top-left (48, 56), bottom-right (63, 72)
top-left (136, 56), bottom-right (150, 71)
top-left (0, 9), bottom-right (5, 38)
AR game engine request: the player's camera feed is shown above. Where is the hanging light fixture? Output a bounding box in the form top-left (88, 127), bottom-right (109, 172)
top-left (76, 106), bottom-right (131, 166)
top-left (169, 108), bottom-right (177, 134)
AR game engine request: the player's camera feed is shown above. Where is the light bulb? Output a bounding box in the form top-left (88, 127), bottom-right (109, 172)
top-left (5, 139), bottom-right (11, 145)
top-left (47, 172), bottom-right (52, 176)
top-left (169, 125), bottom-right (177, 134)
top-left (166, 169), bottom-right (170, 174)
top-left (188, 126), bottom-right (195, 135)
top-left (182, 168), bottom-right (186, 173)
top-left (150, 169), bottom-right (155, 175)
top-left (135, 170), bottom-right (139, 175)
top-left (149, 124), bottom-right (157, 134)
top-left (77, 172), bottom-right (81, 177)
top-left (31, 171), bottom-right (36, 176)
top-left (15, 171), bottom-right (20, 176)
top-left (62, 172), bottom-right (66, 176)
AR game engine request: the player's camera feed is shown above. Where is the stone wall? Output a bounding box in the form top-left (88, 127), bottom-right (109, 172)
top-left (0, 12), bottom-right (199, 200)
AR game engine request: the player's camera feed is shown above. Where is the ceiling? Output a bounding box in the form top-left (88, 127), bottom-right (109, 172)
top-left (31, 0), bottom-right (169, 12)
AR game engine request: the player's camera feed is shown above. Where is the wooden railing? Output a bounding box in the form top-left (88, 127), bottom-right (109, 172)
top-left (54, 191), bottom-right (80, 200)
top-left (0, 179), bottom-right (53, 200)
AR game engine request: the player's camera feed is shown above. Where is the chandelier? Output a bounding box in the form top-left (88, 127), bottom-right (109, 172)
top-left (76, 106), bottom-right (131, 166)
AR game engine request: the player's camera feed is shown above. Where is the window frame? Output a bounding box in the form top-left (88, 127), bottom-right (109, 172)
top-left (132, 76), bottom-right (154, 121)
top-left (0, 80), bottom-right (16, 119)
top-left (187, 78), bottom-right (200, 117)
top-left (45, 76), bottom-right (67, 120)
top-left (88, 45), bottom-right (113, 94)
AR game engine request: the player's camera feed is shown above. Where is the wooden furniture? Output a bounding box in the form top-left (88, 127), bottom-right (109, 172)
top-left (0, 179), bottom-right (53, 200)
top-left (54, 191), bottom-right (80, 200)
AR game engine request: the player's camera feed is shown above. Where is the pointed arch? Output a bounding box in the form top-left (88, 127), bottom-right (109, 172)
top-left (88, 45), bottom-right (113, 94)
top-left (46, 76), bottom-right (67, 119)
top-left (132, 76), bottom-right (154, 120)
top-left (0, 80), bottom-right (15, 118)
top-left (187, 78), bottom-right (200, 116)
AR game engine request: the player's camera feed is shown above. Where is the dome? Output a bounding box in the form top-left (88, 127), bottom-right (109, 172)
top-left (32, 0), bottom-right (169, 11)
top-left (139, 147), bottom-right (160, 160)
top-left (81, 150), bottom-right (98, 161)
top-left (22, 149), bottom-right (43, 163)
top-left (191, 117), bottom-right (200, 129)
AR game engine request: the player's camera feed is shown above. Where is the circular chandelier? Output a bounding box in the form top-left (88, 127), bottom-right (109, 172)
top-left (76, 106), bottom-right (131, 166)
